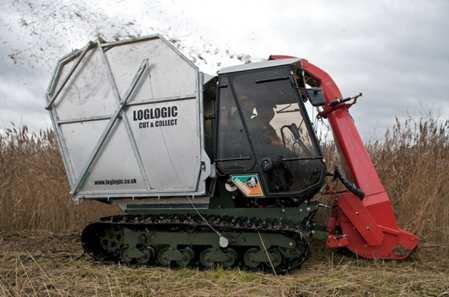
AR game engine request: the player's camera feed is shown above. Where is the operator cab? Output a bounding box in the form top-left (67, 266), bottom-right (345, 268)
top-left (206, 59), bottom-right (326, 202)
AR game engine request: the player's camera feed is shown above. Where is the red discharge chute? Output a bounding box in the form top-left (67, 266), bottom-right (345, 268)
top-left (270, 55), bottom-right (418, 259)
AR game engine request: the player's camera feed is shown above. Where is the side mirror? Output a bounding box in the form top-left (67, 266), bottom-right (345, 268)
top-left (306, 88), bottom-right (326, 106)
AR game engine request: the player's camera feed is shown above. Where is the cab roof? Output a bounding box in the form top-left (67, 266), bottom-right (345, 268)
top-left (218, 58), bottom-right (300, 74)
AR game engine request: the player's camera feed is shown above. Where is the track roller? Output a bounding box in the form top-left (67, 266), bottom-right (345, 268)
top-left (199, 248), bottom-right (238, 268)
top-left (176, 247), bottom-right (195, 267)
top-left (120, 245), bottom-right (154, 265)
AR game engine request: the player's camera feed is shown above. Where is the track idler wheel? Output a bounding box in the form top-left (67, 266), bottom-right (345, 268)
top-left (98, 226), bottom-right (123, 259)
top-left (199, 248), bottom-right (238, 269)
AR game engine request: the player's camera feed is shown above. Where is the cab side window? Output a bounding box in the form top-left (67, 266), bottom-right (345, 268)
top-left (215, 76), bottom-right (254, 173)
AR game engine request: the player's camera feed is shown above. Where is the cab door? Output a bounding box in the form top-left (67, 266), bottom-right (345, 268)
top-left (216, 65), bottom-right (325, 199)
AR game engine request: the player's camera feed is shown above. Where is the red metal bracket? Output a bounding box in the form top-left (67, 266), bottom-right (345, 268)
top-left (317, 102), bottom-right (347, 119)
top-left (318, 93), bottom-right (362, 119)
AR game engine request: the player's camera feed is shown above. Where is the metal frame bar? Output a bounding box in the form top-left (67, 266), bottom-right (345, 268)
top-left (46, 42), bottom-right (95, 110)
top-left (97, 40), bottom-right (153, 192)
top-left (71, 46), bottom-right (151, 195)
top-left (47, 94), bottom-right (77, 187)
top-left (78, 189), bottom-right (210, 197)
top-left (47, 50), bottom-right (80, 97)
top-left (57, 115), bottom-right (111, 125)
top-left (100, 34), bottom-right (200, 72)
top-left (100, 34), bottom-right (161, 48)
top-left (126, 95), bottom-right (196, 107)
top-left (194, 71), bottom-right (205, 193)
top-left (215, 156), bottom-right (251, 162)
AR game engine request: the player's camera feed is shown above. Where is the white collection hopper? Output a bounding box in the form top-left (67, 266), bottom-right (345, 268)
top-left (46, 35), bottom-right (211, 200)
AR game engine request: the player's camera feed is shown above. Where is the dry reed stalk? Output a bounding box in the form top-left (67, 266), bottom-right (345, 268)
top-left (0, 117), bottom-right (448, 248)
top-left (0, 125), bottom-right (117, 232)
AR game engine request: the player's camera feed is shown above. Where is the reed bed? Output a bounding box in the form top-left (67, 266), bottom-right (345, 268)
top-left (369, 117), bottom-right (449, 244)
top-left (0, 118), bottom-right (448, 297)
top-left (0, 125), bottom-right (117, 232)
top-left (0, 117), bottom-right (448, 243)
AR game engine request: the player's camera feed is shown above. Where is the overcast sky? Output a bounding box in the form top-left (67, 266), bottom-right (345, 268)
top-left (1, 0), bottom-right (448, 140)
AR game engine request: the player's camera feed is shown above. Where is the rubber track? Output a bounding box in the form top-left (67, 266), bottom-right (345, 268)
top-left (81, 213), bottom-right (311, 273)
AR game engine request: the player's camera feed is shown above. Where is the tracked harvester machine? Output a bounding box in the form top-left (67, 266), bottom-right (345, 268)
top-left (46, 35), bottom-right (418, 273)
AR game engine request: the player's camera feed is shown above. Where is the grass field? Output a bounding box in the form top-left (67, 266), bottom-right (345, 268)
top-left (0, 117), bottom-right (448, 296)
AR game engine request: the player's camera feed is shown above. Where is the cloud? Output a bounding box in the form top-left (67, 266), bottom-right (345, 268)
top-left (0, 0), bottom-right (448, 140)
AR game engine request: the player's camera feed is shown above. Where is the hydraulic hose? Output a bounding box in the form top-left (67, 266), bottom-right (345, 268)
top-left (333, 167), bottom-right (365, 199)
